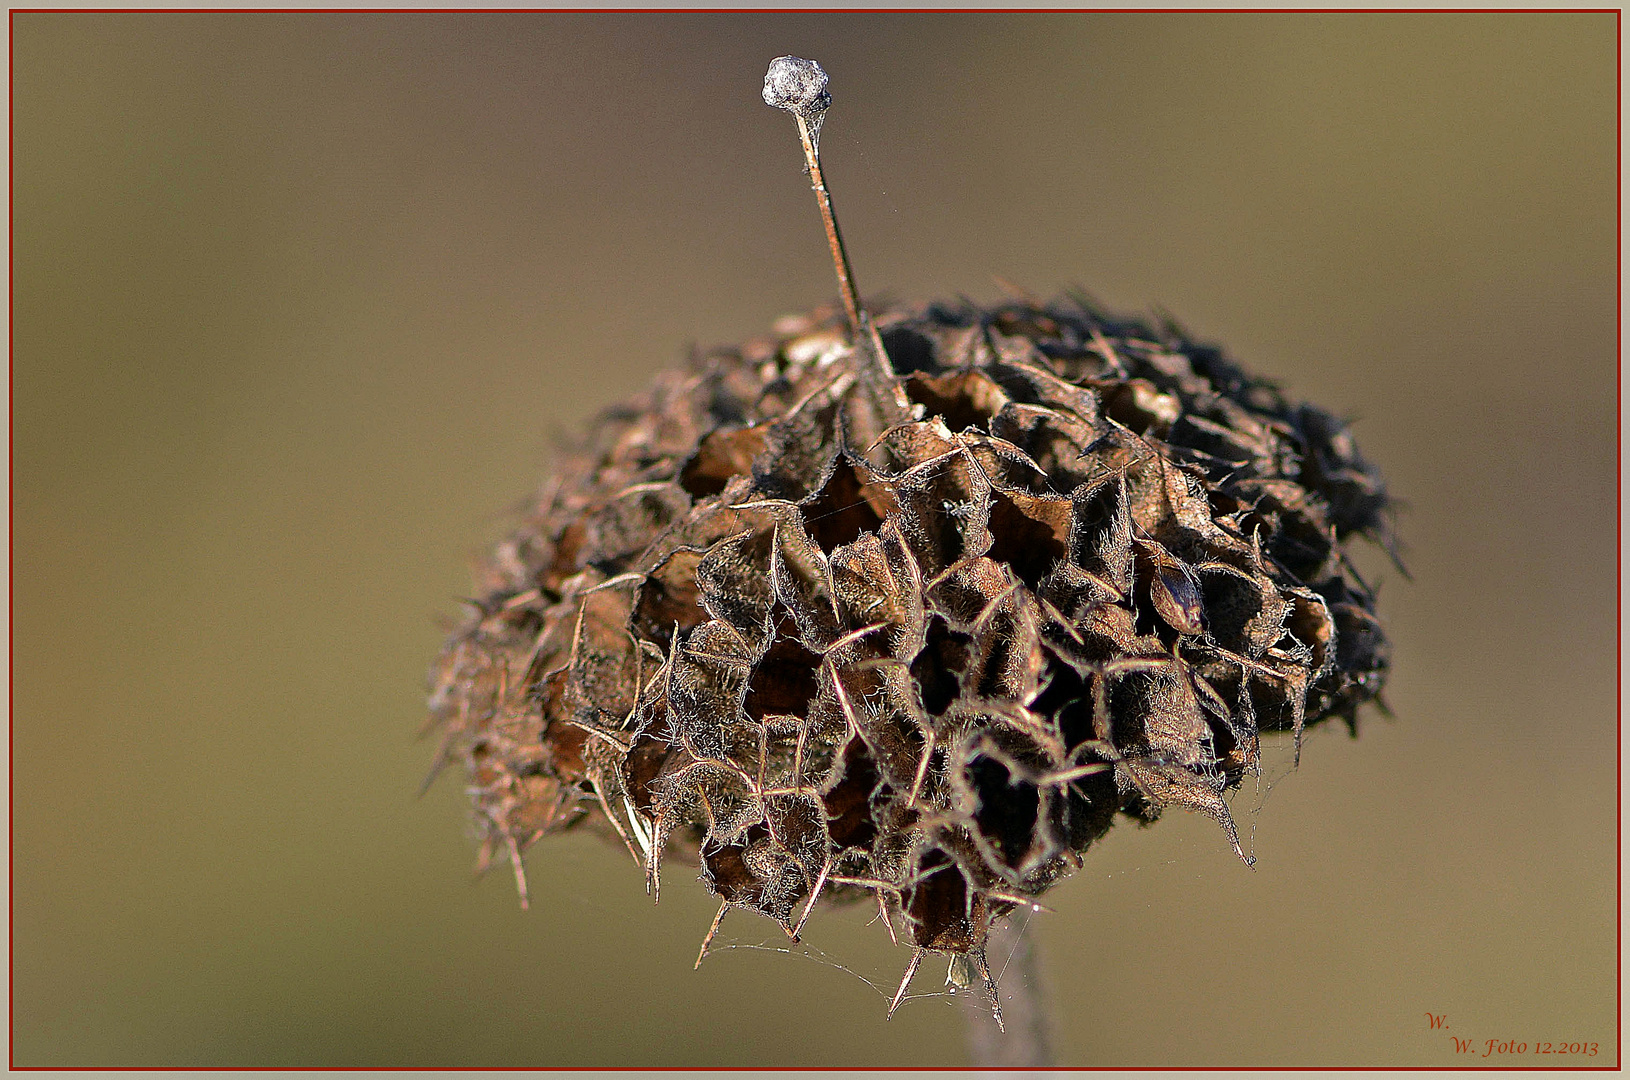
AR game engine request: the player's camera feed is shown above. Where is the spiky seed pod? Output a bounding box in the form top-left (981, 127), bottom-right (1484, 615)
top-left (427, 296), bottom-right (1393, 971)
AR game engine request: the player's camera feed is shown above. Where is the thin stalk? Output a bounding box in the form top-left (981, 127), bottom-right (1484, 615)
top-left (794, 112), bottom-right (863, 337)
top-left (964, 916), bottom-right (1054, 1068)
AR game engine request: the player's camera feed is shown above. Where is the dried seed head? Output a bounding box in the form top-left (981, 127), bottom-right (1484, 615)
top-left (427, 56), bottom-right (1397, 1017)
top-left (427, 297), bottom-right (1396, 968)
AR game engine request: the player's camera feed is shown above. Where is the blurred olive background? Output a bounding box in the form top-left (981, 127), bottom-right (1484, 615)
top-left (12, 11), bottom-right (1617, 1068)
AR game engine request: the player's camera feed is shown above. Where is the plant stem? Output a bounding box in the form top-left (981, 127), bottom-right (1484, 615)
top-left (794, 112), bottom-right (863, 337)
top-left (964, 916), bottom-right (1053, 1068)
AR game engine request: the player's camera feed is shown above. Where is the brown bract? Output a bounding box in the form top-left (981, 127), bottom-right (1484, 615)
top-left (426, 298), bottom-right (1394, 972)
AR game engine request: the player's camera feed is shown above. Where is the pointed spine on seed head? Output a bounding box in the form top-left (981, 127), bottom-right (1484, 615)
top-left (887, 947), bottom-right (925, 1020)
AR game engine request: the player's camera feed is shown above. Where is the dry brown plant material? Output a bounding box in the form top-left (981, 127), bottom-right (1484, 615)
top-left (426, 55), bottom-right (1395, 1022)
top-left (426, 295), bottom-right (1394, 980)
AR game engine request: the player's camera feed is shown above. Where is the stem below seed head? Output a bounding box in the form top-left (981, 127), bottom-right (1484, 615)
top-left (763, 56), bottom-right (864, 338)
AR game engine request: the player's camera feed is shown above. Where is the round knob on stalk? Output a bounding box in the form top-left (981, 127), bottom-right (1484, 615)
top-left (762, 55), bottom-right (831, 119)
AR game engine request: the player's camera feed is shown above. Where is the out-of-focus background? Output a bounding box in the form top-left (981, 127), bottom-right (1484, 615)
top-left (12, 12), bottom-right (1618, 1068)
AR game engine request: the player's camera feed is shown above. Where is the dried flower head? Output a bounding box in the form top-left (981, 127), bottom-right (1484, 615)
top-left (426, 55), bottom-right (1395, 1017)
